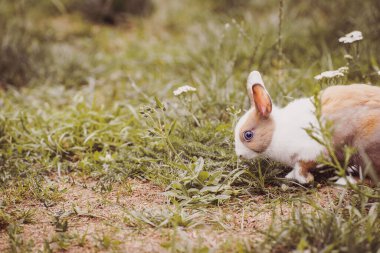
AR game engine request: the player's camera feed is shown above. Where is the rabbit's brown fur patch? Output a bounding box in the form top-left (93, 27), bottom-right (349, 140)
top-left (361, 115), bottom-right (378, 137)
top-left (239, 110), bottom-right (275, 153)
top-left (321, 84), bottom-right (380, 173)
top-left (299, 161), bottom-right (316, 177)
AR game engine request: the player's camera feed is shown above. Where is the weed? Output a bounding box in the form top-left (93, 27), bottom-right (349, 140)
top-left (265, 201), bottom-right (380, 252)
top-left (124, 206), bottom-right (205, 229)
top-left (95, 232), bottom-right (122, 250)
top-left (7, 223), bottom-right (34, 253)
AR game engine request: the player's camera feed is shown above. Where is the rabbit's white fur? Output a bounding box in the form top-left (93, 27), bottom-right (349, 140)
top-left (234, 108), bottom-right (258, 159)
top-left (263, 98), bottom-right (325, 166)
top-left (235, 98), bottom-right (326, 183)
top-left (235, 71), bottom-right (326, 183)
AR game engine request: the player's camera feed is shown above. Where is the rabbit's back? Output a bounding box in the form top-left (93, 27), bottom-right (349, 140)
top-left (321, 84), bottom-right (380, 172)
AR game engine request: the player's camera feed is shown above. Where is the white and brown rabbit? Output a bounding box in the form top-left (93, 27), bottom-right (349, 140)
top-left (234, 71), bottom-right (380, 184)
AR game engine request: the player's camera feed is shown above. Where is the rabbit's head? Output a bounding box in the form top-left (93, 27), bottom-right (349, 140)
top-left (234, 71), bottom-right (275, 160)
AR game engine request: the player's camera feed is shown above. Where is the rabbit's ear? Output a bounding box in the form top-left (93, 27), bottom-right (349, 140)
top-left (247, 71), bottom-right (272, 118)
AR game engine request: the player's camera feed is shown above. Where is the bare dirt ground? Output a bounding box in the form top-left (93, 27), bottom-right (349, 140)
top-left (0, 177), bottom-right (343, 252)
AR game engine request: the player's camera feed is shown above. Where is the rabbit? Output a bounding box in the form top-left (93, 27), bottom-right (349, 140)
top-left (234, 71), bottom-right (380, 184)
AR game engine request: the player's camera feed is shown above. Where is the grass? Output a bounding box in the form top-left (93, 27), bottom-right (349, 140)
top-left (0, 0), bottom-right (380, 252)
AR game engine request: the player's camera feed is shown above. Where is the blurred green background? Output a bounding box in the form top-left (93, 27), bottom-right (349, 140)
top-left (1, 0), bottom-right (379, 90)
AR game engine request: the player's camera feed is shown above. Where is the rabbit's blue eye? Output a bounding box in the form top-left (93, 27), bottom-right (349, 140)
top-left (243, 130), bottom-right (254, 141)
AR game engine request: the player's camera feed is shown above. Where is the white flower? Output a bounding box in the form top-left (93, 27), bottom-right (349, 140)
top-left (102, 163), bottom-right (109, 171)
top-left (314, 67), bottom-right (348, 80)
top-left (378, 71), bottom-right (380, 76)
top-left (338, 66), bottom-right (349, 73)
top-left (100, 153), bottom-right (113, 162)
top-left (173, 85), bottom-right (197, 96)
top-left (338, 31), bottom-right (363, 44)
top-left (344, 54), bottom-right (353, 60)
top-left (314, 71), bottom-right (343, 80)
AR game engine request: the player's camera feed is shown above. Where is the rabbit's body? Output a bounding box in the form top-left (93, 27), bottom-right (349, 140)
top-left (264, 98), bottom-right (324, 167)
top-left (321, 84), bottom-right (380, 173)
top-left (235, 71), bottom-right (380, 184)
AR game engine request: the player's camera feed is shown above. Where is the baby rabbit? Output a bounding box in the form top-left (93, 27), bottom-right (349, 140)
top-left (234, 71), bottom-right (380, 184)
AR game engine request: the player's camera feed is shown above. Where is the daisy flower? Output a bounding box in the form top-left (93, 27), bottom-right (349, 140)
top-left (173, 85), bottom-right (197, 96)
top-left (314, 67), bottom-right (348, 80)
top-left (338, 31), bottom-right (363, 44)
